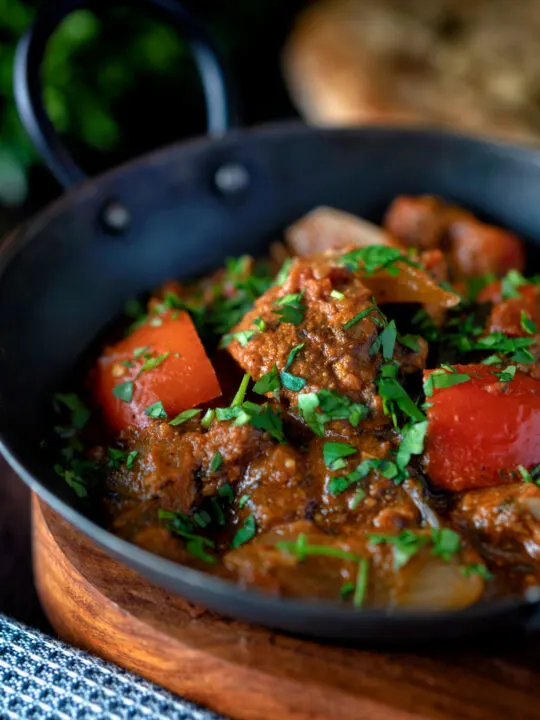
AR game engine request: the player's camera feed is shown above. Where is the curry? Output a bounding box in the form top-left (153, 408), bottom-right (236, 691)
top-left (52, 195), bottom-right (540, 611)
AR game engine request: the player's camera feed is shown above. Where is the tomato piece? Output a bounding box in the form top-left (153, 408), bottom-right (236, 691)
top-left (424, 364), bottom-right (540, 492)
top-left (93, 310), bottom-right (221, 434)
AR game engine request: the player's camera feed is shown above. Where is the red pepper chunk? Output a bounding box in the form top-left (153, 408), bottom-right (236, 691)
top-left (93, 310), bottom-right (221, 434)
top-left (423, 364), bottom-right (540, 492)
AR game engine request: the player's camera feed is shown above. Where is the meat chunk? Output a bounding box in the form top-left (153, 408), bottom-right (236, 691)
top-left (484, 284), bottom-right (540, 338)
top-left (107, 420), bottom-right (270, 515)
top-left (226, 251), bottom-right (426, 414)
top-left (384, 195), bottom-right (525, 279)
top-left (452, 484), bottom-right (540, 580)
top-left (227, 252), bottom-right (381, 408)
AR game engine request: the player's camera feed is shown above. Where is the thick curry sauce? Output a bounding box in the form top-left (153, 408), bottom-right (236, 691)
top-left (53, 196), bottom-right (540, 611)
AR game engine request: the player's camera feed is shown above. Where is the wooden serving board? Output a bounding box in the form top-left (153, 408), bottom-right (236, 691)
top-left (32, 495), bottom-right (540, 720)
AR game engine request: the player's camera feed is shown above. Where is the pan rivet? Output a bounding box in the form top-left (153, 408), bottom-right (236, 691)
top-left (214, 163), bottom-right (249, 196)
top-left (101, 201), bottom-right (131, 234)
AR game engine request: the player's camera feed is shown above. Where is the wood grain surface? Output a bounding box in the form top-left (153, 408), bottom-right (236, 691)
top-left (33, 496), bottom-right (540, 720)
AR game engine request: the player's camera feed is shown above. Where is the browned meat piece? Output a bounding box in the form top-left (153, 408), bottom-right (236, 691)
top-left (384, 195), bottom-right (525, 279)
top-left (226, 251), bottom-right (425, 414)
top-left (384, 196), bottom-right (470, 250)
top-left (483, 284), bottom-right (540, 338)
top-left (452, 484), bottom-right (540, 581)
top-left (224, 521), bottom-right (484, 609)
top-left (107, 420), bottom-right (270, 515)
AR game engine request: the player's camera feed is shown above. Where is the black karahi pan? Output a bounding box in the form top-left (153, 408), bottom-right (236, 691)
top-left (3, 0), bottom-right (540, 643)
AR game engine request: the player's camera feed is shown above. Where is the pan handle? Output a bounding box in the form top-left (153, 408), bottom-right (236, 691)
top-left (14, 0), bottom-right (237, 189)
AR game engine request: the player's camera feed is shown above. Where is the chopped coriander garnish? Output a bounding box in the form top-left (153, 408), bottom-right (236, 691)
top-left (520, 311), bottom-right (537, 335)
top-left (368, 530), bottom-right (430, 569)
top-left (112, 381), bottom-right (134, 403)
top-left (231, 373), bottom-right (251, 407)
top-left (330, 289), bottom-right (344, 300)
top-left (493, 365), bottom-right (517, 383)
top-left (210, 451), bottom-right (223, 473)
top-left (370, 319), bottom-right (397, 360)
top-left (482, 354), bottom-right (502, 366)
top-left (350, 489), bottom-right (366, 509)
top-left (276, 533), bottom-right (360, 562)
top-left (275, 258), bottom-right (292, 285)
top-left (107, 447), bottom-right (130, 469)
top-left (398, 333), bottom-right (421, 352)
top-left (430, 528), bottom-right (461, 561)
top-left (238, 494), bottom-right (250, 509)
top-left (193, 510), bottom-right (212, 528)
top-left (343, 304), bottom-right (386, 331)
top-left (424, 368), bottom-right (470, 397)
top-left (217, 483), bottom-right (234, 503)
top-left (273, 291), bottom-right (306, 326)
top-left (126, 450), bottom-right (139, 469)
top-left (54, 393), bottom-right (91, 430)
top-left (231, 514), bottom-right (256, 548)
top-left (338, 245), bottom-right (417, 276)
top-left (461, 563), bottom-right (494, 581)
top-left (340, 582), bottom-right (354, 599)
top-left (328, 457), bottom-right (398, 495)
top-left (133, 345), bottom-right (150, 359)
top-left (501, 269), bottom-right (528, 300)
top-left (474, 333), bottom-right (535, 363)
top-left (517, 464), bottom-right (540, 485)
top-left (396, 421), bottom-right (428, 473)
top-left (283, 342), bottom-right (305, 370)
top-left (201, 409), bottom-right (215, 429)
top-left (253, 317), bottom-right (267, 331)
top-left (280, 372), bottom-right (306, 392)
top-left (54, 463), bottom-right (89, 498)
top-left (122, 360), bottom-right (135, 368)
top-left (220, 329), bottom-right (257, 348)
top-left (297, 389), bottom-right (368, 437)
top-left (159, 509), bottom-right (215, 563)
top-left (323, 442), bottom-right (357, 471)
top-left (353, 558), bottom-right (369, 607)
top-left (149, 317), bottom-right (163, 327)
top-left (144, 400), bottom-right (168, 419)
top-left (169, 408), bottom-right (201, 426)
top-left (253, 365), bottom-right (281, 394)
top-left (377, 364), bottom-right (426, 427)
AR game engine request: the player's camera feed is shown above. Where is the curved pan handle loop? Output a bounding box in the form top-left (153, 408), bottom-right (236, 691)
top-left (14, 0), bottom-right (237, 189)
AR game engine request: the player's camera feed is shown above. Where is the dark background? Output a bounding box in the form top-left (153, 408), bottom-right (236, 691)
top-left (0, 0), bottom-right (306, 630)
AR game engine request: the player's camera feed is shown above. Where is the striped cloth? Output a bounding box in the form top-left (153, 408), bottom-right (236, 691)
top-left (0, 615), bottom-right (223, 720)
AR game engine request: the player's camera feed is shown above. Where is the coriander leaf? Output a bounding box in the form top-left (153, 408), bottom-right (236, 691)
top-left (126, 450), bottom-right (139, 469)
top-left (159, 509), bottom-right (216, 563)
top-left (275, 258), bottom-right (292, 285)
top-left (377, 364), bottom-right (426, 426)
top-left (340, 582), bottom-right (354, 599)
top-left (368, 530), bottom-right (430, 569)
top-left (330, 289), bottom-right (344, 300)
top-left (343, 305), bottom-right (386, 331)
top-left (460, 563), bottom-right (494, 581)
top-left (231, 515), bottom-right (256, 548)
top-left (350, 489), bottom-right (366, 509)
top-left (238, 494), bottom-right (250, 509)
top-left (521, 310), bottom-right (537, 335)
top-left (501, 269), bottom-right (528, 300)
top-left (231, 373), bottom-right (251, 407)
top-left (54, 393), bottom-right (91, 430)
top-left (284, 342), bottom-right (305, 371)
top-left (193, 510), bottom-right (212, 528)
top-left (338, 245), bottom-right (416, 276)
top-left (144, 401), bottom-right (168, 419)
top-left (280, 371), bottom-right (306, 392)
top-left (396, 421), bottom-right (428, 471)
top-left (482, 354), bottom-right (502, 366)
top-left (493, 365), bottom-right (517, 383)
top-left (323, 442), bottom-right (357, 471)
top-left (107, 447), bottom-right (129, 469)
top-left (430, 528), bottom-right (461, 562)
top-left (424, 369), bottom-right (470, 397)
top-left (210, 451), bottom-right (223, 473)
top-left (370, 319), bottom-right (397, 360)
top-left (169, 408), bottom-right (201, 426)
top-left (220, 329), bottom-right (257, 348)
top-left (201, 409), bottom-right (215, 429)
top-left (218, 483), bottom-right (234, 502)
top-left (253, 366), bottom-right (280, 394)
top-left (54, 463), bottom-right (88, 498)
top-left (253, 317), bottom-right (267, 331)
top-left (112, 381), bottom-right (134, 403)
top-left (398, 333), bottom-right (420, 352)
top-left (353, 558), bottom-right (369, 608)
top-left (273, 292), bottom-right (306, 326)
top-left (133, 345), bottom-right (150, 359)
top-left (276, 533), bottom-right (359, 562)
top-left (297, 392), bottom-right (325, 437)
